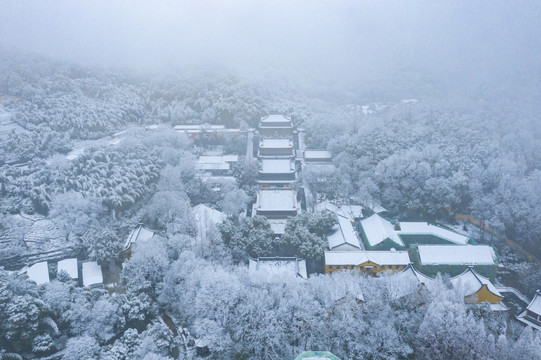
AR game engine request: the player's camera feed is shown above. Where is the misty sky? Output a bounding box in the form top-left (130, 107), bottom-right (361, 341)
top-left (1, 0), bottom-right (541, 84)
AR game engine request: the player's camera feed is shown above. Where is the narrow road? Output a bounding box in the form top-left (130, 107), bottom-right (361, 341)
top-left (246, 130), bottom-right (254, 163)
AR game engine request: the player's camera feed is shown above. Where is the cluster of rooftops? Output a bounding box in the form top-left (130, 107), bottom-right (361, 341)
top-left (251, 115), bottom-right (331, 234)
top-left (21, 115), bottom-right (540, 332)
top-left (323, 209), bottom-right (497, 270)
top-left (23, 258), bottom-right (103, 288)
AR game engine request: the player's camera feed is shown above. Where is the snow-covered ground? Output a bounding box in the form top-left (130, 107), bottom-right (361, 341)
top-left (0, 105), bottom-right (28, 140)
top-left (46, 124), bottom-right (167, 164)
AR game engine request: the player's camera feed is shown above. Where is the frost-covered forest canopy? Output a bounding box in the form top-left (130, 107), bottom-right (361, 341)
top-left (1, 1), bottom-right (541, 359)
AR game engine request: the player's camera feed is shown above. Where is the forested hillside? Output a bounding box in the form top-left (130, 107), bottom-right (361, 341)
top-left (1, 51), bottom-right (541, 359)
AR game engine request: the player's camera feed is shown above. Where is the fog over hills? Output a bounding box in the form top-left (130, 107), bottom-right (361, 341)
top-left (2, 1), bottom-right (540, 91)
top-left (1, 1), bottom-right (541, 359)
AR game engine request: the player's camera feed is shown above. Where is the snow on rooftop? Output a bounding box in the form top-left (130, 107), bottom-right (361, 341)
top-left (338, 205), bottom-right (363, 221)
top-left (249, 257), bottom-right (307, 281)
top-left (316, 202), bottom-right (363, 223)
top-left (174, 124), bottom-right (225, 130)
top-left (527, 291), bottom-right (541, 315)
top-left (222, 154), bottom-right (239, 162)
top-left (360, 214), bottom-right (403, 247)
top-left (195, 162), bottom-right (230, 171)
top-left (384, 265), bottom-right (436, 299)
top-left (197, 155), bottom-right (225, 163)
top-left (304, 150), bottom-right (332, 159)
top-left (450, 267), bottom-right (502, 298)
top-left (82, 261), bottom-right (103, 287)
top-left (260, 115), bottom-right (291, 123)
top-left (372, 204), bottom-right (387, 213)
top-left (57, 258), bottom-right (78, 279)
top-left (418, 245), bottom-right (496, 265)
top-left (517, 308), bottom-right (541, 330)
top-left (26, 261), bottom-right (50, 285)
top-left (257, 189), bottom-right (298, 210)
top-left (193, 204), bottom-right (227, 225)
top-left (261, 158), bottom-right (294, 173)
top-left (124, 225), bottom-right (155, 251)
top-left (327, 214), bottom-right (361, 250)
top-left (260, 138), bottom-right (292, 148)
top-left (398, 222), bottom-right (470, 244)
top-left (316, 201), bottom-right (339, 213)
top-left (324, 251), bottom-right (410, 266)
top-left (295, 351), bottom-right (341, 360)
top-left (195, 155), bottom-right (232, 171)
top-left (193, 204), bottom-right (227, 243)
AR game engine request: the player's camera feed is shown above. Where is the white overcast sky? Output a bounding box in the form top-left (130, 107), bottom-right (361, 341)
top-left (1, 0), bottom-right (540, 83)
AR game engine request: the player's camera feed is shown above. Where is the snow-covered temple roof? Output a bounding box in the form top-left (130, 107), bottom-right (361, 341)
top-left (295, 351), bottom-right (341, 360)
top-left (517, 290), bottom-right (541, 330)
top-left (249, 257), bottom-right (307, 280)
top-left (256, 189), bottom-right (298, 211)
top-left (124, 225), bottom-right (155, 251)
top-left (450, 267), bottom-right (502, 298)
top-left (260, 158), bottom-right (295, 173)
top-left (261, 114), bottom-right (291, 123)
top-left (316, 201), bottom-right (363, 223)
top-left (360, 214), bottom-right (404, 247)
top-left (192, 204), bottom-right (227, 243)
top-left (26, 261), bottom-right (50, 285)
top-left (417, 245), bottom-right (497, 265)
top-left (397, 222), bottom-right (470, 245)
top-left (259, 138), bottom-right (293, 148)
top-left (57, 258), bottom-right (78, 279)
top-left (384, 264), bottom-right (436, 298)
top-left (259, 115), bottom-right (293, 127)
top-left (82, 261), bottom-right (103, 287)
top-left (527, 290), bottom-right (541, 315)
top-left (304, 150), bottom-right (332, 161)
top-left (324, 250), bottom-right (410, 266)
top-left (195, 155), bottom-right (234, 171)
top-left (327, 214), bottom-right (361, 250)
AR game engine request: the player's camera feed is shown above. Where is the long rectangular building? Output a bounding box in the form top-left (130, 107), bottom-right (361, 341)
top-left (253, 189), bottom-right (299, 219)
top-left (258, 138), bottom-right (294, 157)
top-left (258, 115), bottom-right (294, 137)
top-left (324, 250), bottom-right (410, 276)
top-left (414, 245), bottom-right (498, 279)
top-left (258, 158), bottom-right (297, 185)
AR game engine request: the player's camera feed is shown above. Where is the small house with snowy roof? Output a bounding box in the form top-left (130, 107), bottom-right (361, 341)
top-left (82, 261), bottom-right (103, 287)
top-left (258, 138), bottom-right (294, 157)
top-left (259, 115), bottom-right (294, 137)
top-left (413, 244), bottom-right (498, 279)
top-left (450, 267), bottom-right (507, 311)
top-left (57, 258), bottom-right (79, 280)
top-left (258, 157), bottom-right (297, 186)
top-left (295, 351), bottom-right (341, 360)
top-left (359, 214), bottom-right (405, 250)
top-left (26, 261), bottom-right (50, 285)
top-left (396, 222), bottom-right (471, 246)
top-left (254, 189), bottom-right (299, 219)
top-left (304, 150), bottom-right (332, 163)
top-left (249, 257), bottom-right (307, 280)
top-left (383, 264), bottom-right (436, 299)
top-left (517, 290), bottom-right (541, 330)
top-left (192, 204), bottom-right (227, 245)
top-left (324, 250), bottom-right (410, 276)
top-left (327, 213), bottom-right (362, 252)
top-left (124, 224), bottom-right (155, 254)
